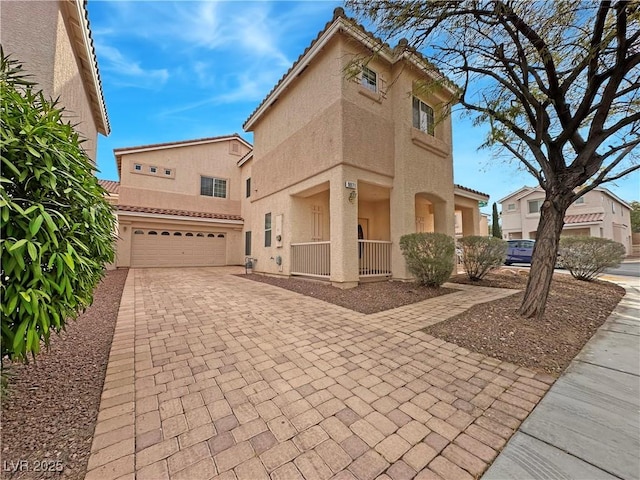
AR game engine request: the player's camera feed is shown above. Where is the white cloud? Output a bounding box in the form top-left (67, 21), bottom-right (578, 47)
top-left (96, 43), bottom-right (169, 89)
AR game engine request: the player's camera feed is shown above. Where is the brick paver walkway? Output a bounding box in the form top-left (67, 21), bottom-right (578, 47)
top-left (86, 267), bottom-right (555, 480)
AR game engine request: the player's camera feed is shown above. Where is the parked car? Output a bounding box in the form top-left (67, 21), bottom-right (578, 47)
top-left (505, 239), bottom-right (535, 265)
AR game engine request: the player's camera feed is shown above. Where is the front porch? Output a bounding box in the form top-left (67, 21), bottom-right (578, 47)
top-left (290, 239), bottom-right (392, 280)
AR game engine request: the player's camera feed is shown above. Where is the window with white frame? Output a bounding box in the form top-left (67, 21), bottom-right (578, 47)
top-left (574, 196), bottom-right (584, 205)
top-left (264, 213), bottom-right (272, 247)
top-left (164, 168), bottom-right (172, 176)
top-left (507, 203), bottom-right (516, 211)
top-left (412, 97), bottom-right (435, 136)
top-left (528, 199), bottom-right (544, 214)
top-left (150, 166), bottom-right (157, 174)
top-left (134, 164), bottom-right (142, 171)
top-left (200, 176), bottom-right (227, 198)
top-left (361, 66), bottom-right (377, 92)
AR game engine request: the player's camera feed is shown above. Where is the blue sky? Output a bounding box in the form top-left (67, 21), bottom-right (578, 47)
top-left (88, 1), bottom-right (638, 213)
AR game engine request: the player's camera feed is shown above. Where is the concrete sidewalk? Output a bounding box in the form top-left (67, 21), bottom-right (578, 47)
top-left (483, 275), bottom-right (640, 480)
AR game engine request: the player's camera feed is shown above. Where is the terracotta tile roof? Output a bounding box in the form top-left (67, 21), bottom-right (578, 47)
top-left (243, 7), bottom-right (453, 130)
top-left (454, 184), bottom-right (489, 199)
top-left (98, 179), bottom-right (119, 194)
top-left (564, 213), bottom-right (605, 224)
top-left (113, 133), bottom-right (251, 154)
top-left (118, 205), bottom-right (243, 222)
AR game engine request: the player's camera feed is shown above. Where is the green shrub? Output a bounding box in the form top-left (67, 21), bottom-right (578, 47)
top-left (1, 52), bottom-right (116, 361)
top-left (459, 236), bottom-right (507, 280)
top-left (399, 232), bottom-right (455, 287)
top-left (558, 236), bottom-right (625, 281)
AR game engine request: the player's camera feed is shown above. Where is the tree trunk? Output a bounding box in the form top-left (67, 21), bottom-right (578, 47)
top-left (519, 195), bottom-right (569, 318)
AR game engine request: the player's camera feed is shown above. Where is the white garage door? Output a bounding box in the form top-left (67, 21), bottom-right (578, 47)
top-left (131, 229), bottom-right (226, 267)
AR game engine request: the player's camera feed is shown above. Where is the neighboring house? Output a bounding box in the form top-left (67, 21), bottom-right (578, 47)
top-left (108, 8), bottom-right (488, 284)
top-left (1, 0), bottom-right (110, 162)
top-left (97, 179), bottom-right (119, 206)
top-left (112, 135), bottom-right (251, 268)
top-left (500, 186), bottom-right (633, 254)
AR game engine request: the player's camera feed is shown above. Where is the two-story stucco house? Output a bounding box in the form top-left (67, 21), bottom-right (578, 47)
top-left (1, 0), bottom-right (110, 161)
top-left (109, 8), bottom-right (488, 282)
top-left (240, 8), bottom-right (482, 287)
top-left (112, 135), bottom-right (252, 268)
top-left (500, 186), bottom-right (632, 254)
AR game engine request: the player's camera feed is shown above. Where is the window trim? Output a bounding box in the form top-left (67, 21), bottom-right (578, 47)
top-left (265, 213), bottom-right (272, 247)
top-left (245, 231), bottom-right (252, 256)
top-left (507, 203), bottom-right (516, 211)
top-left (134, 164), bottom-right (142, 171)
top-left (200, 175), bottom-right (228, 198)
top-left (360, 66), bottom-right (377, 92)
top-left (528, 199), bottom-right (544, 214)
top-left (149, 166), bottom-right (158, 174)
top-left (412, 96), bottom-right (435, 136)
top-left (246, 177), bottom-right (251, 198)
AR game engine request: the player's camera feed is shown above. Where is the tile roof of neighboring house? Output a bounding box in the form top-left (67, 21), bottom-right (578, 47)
top-left (118, 205), bottom-right (243, 222)
top-left (63, 0), bottom-right (109, 135)
top-left (243, 7), bottom-right (455, 131)
top-left (98, 179), bottom-right (119, 194)
top-left (454, 184), bottom-right (489, 199)
top-left (113, 133), bottom-right (253, 176)
top-left (564, 213), bottom-right (605, 224)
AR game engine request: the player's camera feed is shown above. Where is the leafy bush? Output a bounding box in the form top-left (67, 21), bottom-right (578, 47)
top-left (558, 236), bottom-right (625, 281)
top-left (399, 232), bottom-right (455, 287)
top-left (1, 52), bottom-right (116, 361)
top-left (459, 236), bottom-right (507, 280)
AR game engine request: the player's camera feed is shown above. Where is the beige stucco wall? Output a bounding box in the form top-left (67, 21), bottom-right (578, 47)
top-left (1, 1), bottom-right (99, 160)
top-left (118, 140), bottom-right (250, 214)
top-left (246, 30), bottom-right (456, 284)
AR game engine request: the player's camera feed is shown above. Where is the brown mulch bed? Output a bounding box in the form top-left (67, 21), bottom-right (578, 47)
top-left (240, 274), bottom-right (457, 314)
top-left (1, 269), bottom-right (128, 480)
top-left (429, 269), bottom-right (625, 375)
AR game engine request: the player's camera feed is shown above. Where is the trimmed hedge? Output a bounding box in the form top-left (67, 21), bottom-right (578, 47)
top-left (559, 236), bottom-right (625, 281)
top-left (459, 236), bottom-right (507, 280)
top-left (399, 232), bottom-right (455, 287)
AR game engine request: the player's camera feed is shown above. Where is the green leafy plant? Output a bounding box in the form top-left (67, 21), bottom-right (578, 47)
top-left (558, 236), bottom-right (625, 281)
top-left (399, 232), bottom-right (455, 287)
top-left (1, 51), bottom-right (116, 361)
top-left (459, 236), bottom-right (507, 281)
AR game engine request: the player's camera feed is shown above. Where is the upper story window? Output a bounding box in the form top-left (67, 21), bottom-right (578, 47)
top-left (134, 164), bottom-right (142, 171)
top-left (412, 97), bottom-right (435, 136)
top-left (611, 201), bottom-right (616, 213)
top-left (361, 66), bottom-right (377, 92)
top-left (164, 168), bottom-right (172, 176)
top-left (149, 166), bottom-right (157, 174)
top-left (528, 199), bottom-right (544, 214)
top-left (201, 176), bottom-right (227, 198)
top-left (246, 177), bottom-right (251, 198)
top-left (574, 196), bottom-right (585, 205)
top-left (507, 203), bottom-right (516, 211)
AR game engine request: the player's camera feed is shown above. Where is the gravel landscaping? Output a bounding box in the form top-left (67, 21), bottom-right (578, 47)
top-left (240, 273), bottom-right (457, 313)
top-left (1, 269), bottom-right (128, 480)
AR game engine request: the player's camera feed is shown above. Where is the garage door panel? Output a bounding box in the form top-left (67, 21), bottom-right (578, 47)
top-left (131, 229), bottom-right (226, 267)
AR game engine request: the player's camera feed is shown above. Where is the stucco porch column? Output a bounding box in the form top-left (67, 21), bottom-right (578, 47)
top-left (329, 173), bottom-right (359, 288)
top-left (461, 207), bottom-right (480, 237)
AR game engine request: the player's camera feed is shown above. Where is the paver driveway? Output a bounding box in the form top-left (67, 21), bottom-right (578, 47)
top-left (86, 267), bottom-right (554, 480)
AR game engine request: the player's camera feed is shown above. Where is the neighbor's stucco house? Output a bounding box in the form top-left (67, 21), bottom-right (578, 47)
top-left (108, 8), bottom-right (488, 282)
top-left (1, 0), bottom-right (110, 161)
top-left (500, 186), bottom-right (632, 254)
top-left (112, 135), bottom-right (251, 268)
top-left (240, 8), bottom-right (485, 287)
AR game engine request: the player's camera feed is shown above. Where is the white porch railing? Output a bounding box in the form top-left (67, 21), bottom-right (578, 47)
top-left (359, 240), bottom-right (392, 276)
top-left (291, 241), bottom-right (331, 278)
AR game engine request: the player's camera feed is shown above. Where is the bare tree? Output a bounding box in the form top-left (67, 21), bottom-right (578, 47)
top-left (346, 0), bottom-right (639, 317)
